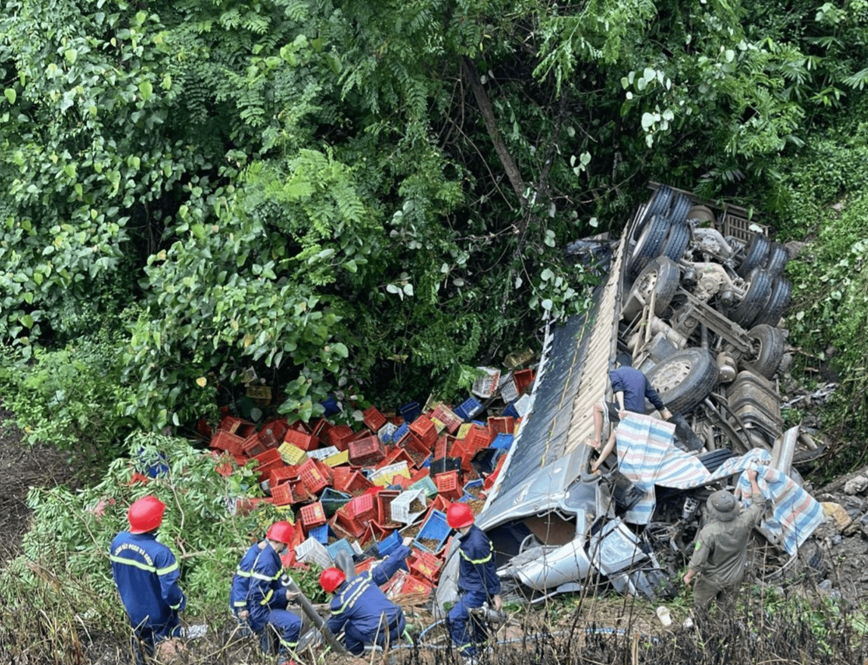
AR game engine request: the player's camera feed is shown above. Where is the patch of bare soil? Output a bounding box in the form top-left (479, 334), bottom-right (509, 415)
top-left (0, 406), bottom-right (80, 566)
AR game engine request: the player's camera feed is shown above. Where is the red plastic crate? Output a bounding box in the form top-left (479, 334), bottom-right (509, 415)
top-left (328, 425), bottom-right (355, 451)
top-left (362, 406), bottom-right (388, 433)
top-left (329, 514), bottom-right (360, 541)
top-left (242, 433), bottom-right (268, 457)
top-left (284, 428), bottom-right (319, 452)
top-left (464, 425), bottom-right (492, 452)
top-left (348, 436), bottom-right (385, 466)
top-left (376, 447), bottom-right (415, 471)
top-left (271, 483), bottom-right (296, 506)
top-left (314, 459), bottom-right (335, 484)
top-left (435, 471), bottom-right (463, 501)
top-left (210, 430), bottom-right (244, 456)
top-left (484, 455), bottom-right (507, 491)
top-left (375, 490), bottom-right (402, 525)
top-left (487, 416), bottom-right (515, 435)
top-left (258, 427), bottom-right (281, 449)
top-left (409, 416), bottom-right (437, 447)
top-left (434, 435), bottom-right (449, 460)
top-left (269, 465), bottom-right (298, 487)
top-left (298, 459), bottom-right (329, 494)
top-left (430, 404), bottom-right (462, 434)
top-left (393, 475), bottom-right (414, 490)
top-left (513, 368), bottom-right (535, 395)
top-left (369, 520), bottom-right (394, 540)
top-left (311, 417), bottom-right (332, 437)
top-left (450, 439), bottom-right (467, 461)
top-left (409, 467), bottom-right (430, 484)
top-left (289, 479), bottom-right (312, 503)
top-left (404, 432), bottom-right (433, 456)
top-left (300, 501), bottom-right (327, 529)
top-left (402, 574), bottom-right (433, 596)
top-left (355, 557), bottom-right (377, 576)
top-left (409, 550), bottom-right (443, 582)
top-left (219, 415), bottom-right (244, 434)
top-left (345, 493), bottom-right (376, 521)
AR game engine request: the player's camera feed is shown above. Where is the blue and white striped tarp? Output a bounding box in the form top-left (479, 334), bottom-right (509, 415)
top-left (614, 414), bottom-right (823, 556)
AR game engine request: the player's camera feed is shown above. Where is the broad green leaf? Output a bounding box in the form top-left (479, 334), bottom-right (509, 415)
top-left (139, 80), bottom-right (153, 101)
top-left (4, 88), bottom-right (16, 104)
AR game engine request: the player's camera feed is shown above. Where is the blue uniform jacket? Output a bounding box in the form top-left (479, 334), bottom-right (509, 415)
top-left (609, 367), bottom-right (665, 413)
top-left (110, 531), bottom-right (186, 638)
top-left (230, 541), bottom-right (288, 633)
top-left (326, 544), bottom-right (411, 638)
top-left (457, 525), bottom-right (501, 597)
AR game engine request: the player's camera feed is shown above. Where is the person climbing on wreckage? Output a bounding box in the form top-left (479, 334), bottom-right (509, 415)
top-left (588, 362), bottom-right (672, 473)
top-left (683, 468), bottom-right (769, 623)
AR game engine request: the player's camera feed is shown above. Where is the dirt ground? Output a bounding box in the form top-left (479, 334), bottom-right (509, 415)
top-left (0, 407), bottom-right (80, 566)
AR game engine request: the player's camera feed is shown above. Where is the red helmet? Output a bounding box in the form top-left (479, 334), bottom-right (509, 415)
top-left (128, 495), bottom-right (166, 534)
top-left (446, 503), bottom-right (474, 529)
top-left (266, 521), bottom-right (295, 545)
top-left (319, 567), bottom-right (346, 594)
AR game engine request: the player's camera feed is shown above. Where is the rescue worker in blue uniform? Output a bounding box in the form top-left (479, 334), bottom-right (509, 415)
top-left (110, 495), bottom-right (186, 662)
top-left (229, 521), bottom-right (301, 664)
top-left (320, 536), bottom-right (414, 655)
top-left (446, 503), bottom-right (502, 661)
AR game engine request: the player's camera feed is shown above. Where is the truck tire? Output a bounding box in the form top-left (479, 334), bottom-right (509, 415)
top-left (628, 215), bottom-right (671, 277)
top-left (646, 348), bottom-right (719, 414)
top-left (742, 324), bottom-right (786, 378)
top-left (687, 205), bottom-right (715, 225)
top-left (660, 222), bottom-right (691, 262)
top-left (729, 268), bottom-right (773, 328)
top-left (622, 256), bottom-right (681, 319)
top-left (764, 242), bottom-right (788, 277)
top-left (668, 193), bottom-right (692, 226)
top-left (736, 234), bottom-right (770, 278)
top-left (753, 276), bottom-right (792, 328)
top-left (634, 186), bottom-right (673, 240)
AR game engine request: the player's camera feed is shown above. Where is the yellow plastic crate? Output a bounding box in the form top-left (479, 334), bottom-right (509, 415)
top-left (278, 442), bottom-right (308, 465)
top-left (324, 450), bottom-right (349, 467)
top-left (457, 423), bottom-right (472, 440)
top-left (370, 462), bottom-right (411, 487)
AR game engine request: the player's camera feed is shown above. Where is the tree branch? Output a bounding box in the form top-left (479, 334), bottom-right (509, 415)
top-left (460, 56), bottom-right (527, 207)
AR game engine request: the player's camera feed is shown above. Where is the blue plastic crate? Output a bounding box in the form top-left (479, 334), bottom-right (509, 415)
top-left (454, 397), bottom-right (483, 422)
top-left (308, 523), bottom-right (330, 544)
top-left (490, 433), bottom-right (514, 451)
top-left (399, 402), bottom-right (421, 423)
top-left (413, 509), bottom-right (450, 553)
top-left (502, 402), bottom-right (520, 419)
top-left (377, 530), bottom-right (401, 557)
top-left (392, 422), bottom-right (410, 445)
top-left (321, 487), bottom-right (352, 517)
top-left (471, 420), bottom-right (486, 428)
top-left (421, 455), bottom-right (431, 468)
top-left (327, 538), bottom-right (356, 562)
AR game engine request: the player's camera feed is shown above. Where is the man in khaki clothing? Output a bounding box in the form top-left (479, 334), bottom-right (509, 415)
top-left (683, 469), bottom-right (767, 618)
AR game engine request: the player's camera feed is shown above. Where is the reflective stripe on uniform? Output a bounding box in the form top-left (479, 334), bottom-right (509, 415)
top-left (261, 588), bottom-right (274, 606)
top-left (233, 600), bottom-right (247, 608)
top-left (157, 562), bottom-right (179, 576)
top-left (110, 555), bottom-right (156, 573)
top-left (459, 546), bottom-right (492, 565)
top-left (331, 577), bottom-right (369, 616)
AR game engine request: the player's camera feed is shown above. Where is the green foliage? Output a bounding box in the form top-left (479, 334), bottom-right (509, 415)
top-left (0, 330), bottom-right (134, 465)
top-left (0, 431), bottom-right (271, 621)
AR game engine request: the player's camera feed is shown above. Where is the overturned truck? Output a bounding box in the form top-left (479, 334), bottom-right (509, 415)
top-left (437, 184), bottom-right (825, 604)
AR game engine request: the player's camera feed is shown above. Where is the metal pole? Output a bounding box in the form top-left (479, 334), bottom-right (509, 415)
top-left (284, 578), bottom-right (348, 655)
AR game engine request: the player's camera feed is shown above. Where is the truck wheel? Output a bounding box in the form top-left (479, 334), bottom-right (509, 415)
top-left (633, 185), bottom-right (673, 240)
top-left (764, 242), bottom-right (788, 277)
top-left (622, 256), bottom-right (681, 319)
top-left (668, 193), bottom-right (692, 226)
top-left (753, 276), bottom-right (792, 328)
top-left (687, 205), bottom-right (715, 225)
top-left (729, 268), bottom-right (772, 328)
top-left (660, 222), bottom-right (691, 262)
top-left (741, 324), bottom-right (786, 378)
top-left (628, 215), bottom-right (671, 277)
top-left (646, 348), bottom-right (719, 414)
top-left (736, 234), bottom-right (770, 278)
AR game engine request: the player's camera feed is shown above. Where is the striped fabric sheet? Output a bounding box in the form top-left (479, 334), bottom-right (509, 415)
top-left (614, 414), bottom-right (822, 555)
